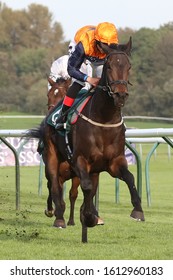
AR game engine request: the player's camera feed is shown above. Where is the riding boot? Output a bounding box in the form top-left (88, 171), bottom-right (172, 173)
top-left (55, 82), bottom-right (83, 130)
top-left (55, 104), bottom-right (70, 130)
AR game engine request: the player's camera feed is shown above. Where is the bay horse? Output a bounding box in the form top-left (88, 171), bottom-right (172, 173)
top-left (47, 77), bottom-right (71, 112)
top-left (44, 77), bottom-right (76, 224)
top-left (29, 37), bottom-right (144, 242)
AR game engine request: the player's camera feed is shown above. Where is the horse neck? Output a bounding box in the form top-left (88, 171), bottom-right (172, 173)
top-left (90, 83), bottom-right (122, 123)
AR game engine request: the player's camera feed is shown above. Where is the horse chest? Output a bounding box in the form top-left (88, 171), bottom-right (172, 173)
top-left (90, 141), bottom-right (123, 166)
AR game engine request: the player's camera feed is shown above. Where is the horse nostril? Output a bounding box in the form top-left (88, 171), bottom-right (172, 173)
top-left (116, 92), bottom-right (128, 98)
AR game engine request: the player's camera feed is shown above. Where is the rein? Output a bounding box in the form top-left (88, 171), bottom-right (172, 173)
top-left (47, 104), bottom-right (55, 109)
top-left (97, 80), bottom-right (132, 97)
top-left (96, 80), bottom-right (128, 94)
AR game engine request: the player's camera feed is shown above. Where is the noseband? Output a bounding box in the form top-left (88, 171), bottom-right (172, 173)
top-left (107, 80), bottom-right (130, 97)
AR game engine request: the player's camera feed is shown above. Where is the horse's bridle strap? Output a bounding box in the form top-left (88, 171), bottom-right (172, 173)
top-left (77, 112), bottom-right (123, 127)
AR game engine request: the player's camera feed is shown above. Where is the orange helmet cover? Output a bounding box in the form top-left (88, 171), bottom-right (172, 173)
top-left (74, 25), bottom-right (96, 44)
top-left (95, 22), bottom-right (118, 45)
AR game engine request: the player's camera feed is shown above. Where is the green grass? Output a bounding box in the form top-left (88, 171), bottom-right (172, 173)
top-left (0, 153), bottom-right (173, 260)
top-left (0, 115), bottom-right (44, 130)
top-left (126, 119), bottom-right (173, 129)
top-left (0, 113), bottom-right (172, 129)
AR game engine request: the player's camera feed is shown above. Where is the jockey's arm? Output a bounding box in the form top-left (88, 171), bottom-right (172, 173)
top-left (68, 43), bottom-right (99, 87)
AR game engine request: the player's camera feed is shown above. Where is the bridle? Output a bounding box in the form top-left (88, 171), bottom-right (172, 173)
top-left (47, 85), bottom-right (68, 111)
top-left (47, 103), bottom-right (55, 110)
top-left (96, 51), bottom-right (132, 97)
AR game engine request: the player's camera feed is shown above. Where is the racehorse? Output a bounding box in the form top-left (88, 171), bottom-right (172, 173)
top-left (47, 77), bottom-right (71, 112)
top-left (43, 77), bottom-right (80, 225)
top-left (28, 37), bottom-right (144, 242)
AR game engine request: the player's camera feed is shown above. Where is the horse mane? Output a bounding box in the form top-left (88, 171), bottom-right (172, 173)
top-left (56, 77), bottom-right (69, 83)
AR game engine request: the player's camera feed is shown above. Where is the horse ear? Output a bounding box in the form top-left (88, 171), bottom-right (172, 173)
top-left (67, 78), bottom-right (72, 87)
top-left (125, 36), bottom-right (132, 56)
top-left (117, 37), bottom-right (132, 56)
top-left (99, 42), bottom-right (111, 54)
top-left (47, 77), bottom-right (55, 86)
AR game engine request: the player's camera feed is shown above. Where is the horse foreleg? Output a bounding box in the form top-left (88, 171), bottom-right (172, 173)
top-left (42, 151), bottom-right (55, 218)
top-left (44, 181), bottom-right (54, 217)
top-left (91, 173), bottom-right (104, 225)
top-left (77, 156), bottom-right (98, 229)
top-left (120, 167), bottom-right (145, 221)
top-left (52, 176), bottom-right (66, 228)
top-left (67, 177), bottom-right (80, 226)
top-left (45, 144), bottom-right (66, 228)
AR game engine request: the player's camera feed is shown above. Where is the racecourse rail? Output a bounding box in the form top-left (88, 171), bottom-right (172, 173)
top-left (0, 128), bottom-right (173, 209)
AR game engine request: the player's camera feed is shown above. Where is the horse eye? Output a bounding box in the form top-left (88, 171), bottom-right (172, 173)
top-left (54, 89), bottom-right (59, 95)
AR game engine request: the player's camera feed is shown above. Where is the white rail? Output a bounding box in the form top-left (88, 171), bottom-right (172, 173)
top-left (1, 128), bottom-right (173, 138)
top-left (1, 128), bottom-right (173, 209)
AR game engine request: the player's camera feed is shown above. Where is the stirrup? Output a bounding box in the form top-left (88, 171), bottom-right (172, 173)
top-left (55, 122), bottom-right (65, 130)
top-left (55, 114), bottom-right (67, 130)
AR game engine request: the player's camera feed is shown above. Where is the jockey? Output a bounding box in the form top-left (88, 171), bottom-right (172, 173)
top-left (48, 41), bottom-right (92, 91)
top-left (55, 22), bottom-right (119, 129)
top-left (39, 42), bottom-right (92, 154)
top-left (48, 41), bottom-right (75, 90)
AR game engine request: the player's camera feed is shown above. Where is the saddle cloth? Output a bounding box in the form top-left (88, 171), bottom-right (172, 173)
top-left (46, 89), bottom-right (92, 132)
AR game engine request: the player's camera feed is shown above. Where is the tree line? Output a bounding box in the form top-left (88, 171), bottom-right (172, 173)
top-left (0, 2), bottom-right (173, 117)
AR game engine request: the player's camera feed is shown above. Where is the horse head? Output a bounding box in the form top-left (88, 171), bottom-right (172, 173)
top-left (47, 77), bottom-right (71, 111)
top-left (99, 37), bottom-right (132, 107)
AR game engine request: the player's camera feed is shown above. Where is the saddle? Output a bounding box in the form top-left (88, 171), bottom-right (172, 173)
top-left (37, 89), bottom-right (92, 156)
top-left (47, 89), bottom-right (92, 133)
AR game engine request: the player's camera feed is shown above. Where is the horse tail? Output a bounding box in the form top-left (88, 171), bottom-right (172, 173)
top-left (25, 127), bottom-right (42, 140)
top-left (22, 119), bottom-right (46, 155)
top-left (23, 121), bottom-right (44, 142)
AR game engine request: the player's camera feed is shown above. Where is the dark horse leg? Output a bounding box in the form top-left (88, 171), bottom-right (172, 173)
top-left (44, 176), bottom-right (79, 223)
top-left (45, 142), bottom-right (66, 228)
top-left (67, 177), bottom-right (80, 225)
top-left (45, 181), bottom-right (54, 217)
top-left (67, 173), bottom-right (104, 227)
top-left (77, 157), bottom-right (100, 242)
top-left (108, 155), bottom-right (144, 221)
top-left (45, 173), bottom-right (104, 227)
top-left (79, 172), bottom-right (99, 243)
top-left (90, 173), bottom-right (104, 225)
top-left (41, 148), bottom-right (55, 218)
top-left (120, 167), bottom-right (145, 221)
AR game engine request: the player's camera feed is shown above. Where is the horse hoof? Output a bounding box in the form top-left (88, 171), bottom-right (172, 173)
top-left (97, 217), bottom-right (104, 225)
top-left (67, 220), bottom-right (75, 226)
top-left (44, 209), bottom-right (54, 218)
top-left (84, 214), bottom-right (98, 227)
top-left (53, 219), bottom-right (66, 228)
top-left (130, 210), bottom-right (145, 221)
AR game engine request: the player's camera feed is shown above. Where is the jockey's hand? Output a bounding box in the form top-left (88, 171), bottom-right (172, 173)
top-left (86, 77), bottom-right (100, 87)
